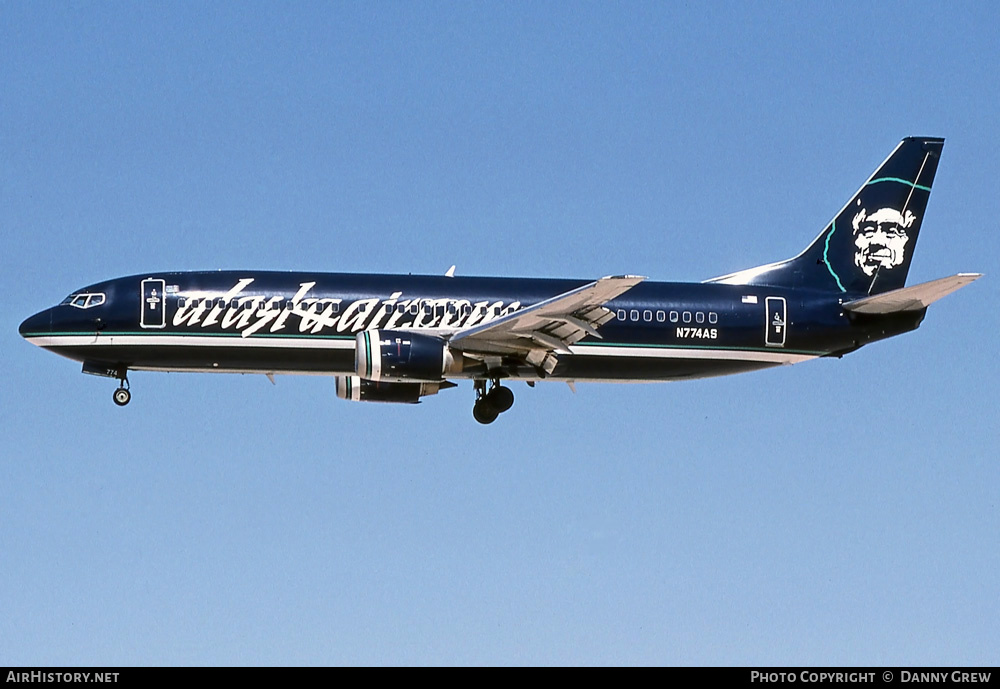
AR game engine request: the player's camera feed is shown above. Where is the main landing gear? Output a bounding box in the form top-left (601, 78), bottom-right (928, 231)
top-left (472, 377), bottom-right (514, 425)
top-left (112, 367), bottom-right (131, 407)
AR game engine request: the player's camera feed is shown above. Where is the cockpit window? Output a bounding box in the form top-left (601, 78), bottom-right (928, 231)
top-left (63, 292), bottom-right (106, 309)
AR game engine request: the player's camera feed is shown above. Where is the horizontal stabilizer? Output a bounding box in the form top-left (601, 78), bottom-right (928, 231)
top-left (842, 273), bottom-right (981, 314)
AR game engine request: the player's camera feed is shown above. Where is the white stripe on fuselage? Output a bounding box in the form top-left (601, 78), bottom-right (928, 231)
top-left (25, 334), bottom-right (356, 349)
top-left (24, 333), bottom-right (818, 366)
top-left (569, 344), bottom-right (815, 364)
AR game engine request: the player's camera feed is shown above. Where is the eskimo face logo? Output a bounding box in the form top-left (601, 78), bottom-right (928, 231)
top-left (851, 203), bottom-right (916, 276)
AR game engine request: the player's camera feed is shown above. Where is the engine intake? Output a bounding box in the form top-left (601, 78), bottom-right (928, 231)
top-left (356, 329), bottom-right (462, 382)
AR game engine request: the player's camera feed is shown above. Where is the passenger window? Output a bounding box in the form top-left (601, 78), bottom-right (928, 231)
top-left (696, 312), bottom-right (704, 324)
top-left (643, 310), bottom-right (652, 322)
top-left (617, 309), bottom-right (626, 321)
top-left (630, 310), bottom-right (639, 321)
top-left (670, 311), bottom-right (679, 323)
top-left (682, 311), bottom-right (692, 323)
top-left (657, 311), bottom-right (665, 323)
top-left (709, 312), bottom-right (718, 324)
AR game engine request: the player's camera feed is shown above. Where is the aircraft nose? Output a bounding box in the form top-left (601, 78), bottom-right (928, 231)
top-left (19, 309), bottom-right (53, 338)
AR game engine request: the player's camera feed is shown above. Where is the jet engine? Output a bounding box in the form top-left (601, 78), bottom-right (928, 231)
top-left (335, 376), bottom-right (453, 404)
top-left (355, 329), bottom-right (462, 382)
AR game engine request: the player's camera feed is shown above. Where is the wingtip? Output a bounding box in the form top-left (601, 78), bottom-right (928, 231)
top-left (601, 274), bottom-right (647, 281)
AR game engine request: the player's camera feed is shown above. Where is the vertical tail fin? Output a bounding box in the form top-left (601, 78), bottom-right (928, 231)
top-left (709, 137), bottom-right (944, 295)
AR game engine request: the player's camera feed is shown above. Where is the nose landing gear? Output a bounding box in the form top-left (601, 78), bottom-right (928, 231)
top-left (112, 367), bottom-right (131, 406)
top-left (113, 386), bottom-right (131, 406)
top-left (472, 377), bottom-right (515, 425)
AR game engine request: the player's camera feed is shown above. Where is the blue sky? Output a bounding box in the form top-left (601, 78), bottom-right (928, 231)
top-left (2, 2), bottom-right (998, 665)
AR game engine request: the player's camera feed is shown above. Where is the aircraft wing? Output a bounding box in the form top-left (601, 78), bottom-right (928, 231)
top-left (842, 273), bottom-right (981, 314)
top-left (448, 275), bottom-right (645, 373)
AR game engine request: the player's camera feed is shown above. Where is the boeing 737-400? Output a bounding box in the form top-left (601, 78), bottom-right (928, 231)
top-left (19, 137), bottom-right (980, 423)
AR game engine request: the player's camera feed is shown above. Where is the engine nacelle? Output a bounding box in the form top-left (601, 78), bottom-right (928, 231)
top-left (355, 329), bottom-right (462, 382)
top-left (335, 376), bottom-right (448, 404)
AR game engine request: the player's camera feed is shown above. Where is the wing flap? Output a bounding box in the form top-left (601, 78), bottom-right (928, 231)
top-left (842, 273), bottom-right (981, 314)
top-left (449, 275), bottom-right (644, 360)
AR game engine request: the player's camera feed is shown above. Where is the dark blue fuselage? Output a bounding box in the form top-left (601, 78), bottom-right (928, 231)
top-left (18, 270), bottom-right (923, 382)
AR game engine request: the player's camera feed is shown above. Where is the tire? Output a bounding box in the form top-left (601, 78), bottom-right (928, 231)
top-left (488, 386), bottom-right (514, 413)
top-left (113, 388), bottom-right (131, 406)
top-left (472, 400), bottom-right (499, 425)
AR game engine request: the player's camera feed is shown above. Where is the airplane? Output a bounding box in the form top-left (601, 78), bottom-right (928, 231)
top-left (19, 137), bottom-right (980, 424)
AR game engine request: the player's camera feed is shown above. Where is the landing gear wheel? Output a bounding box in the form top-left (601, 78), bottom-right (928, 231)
top-left (473, 400), bottom-right (499, 425)
top-left (487, 385), bottom-right (514, 413)
top-left (113, 366), bottom-right (131, 407)
top-left (471, 376), bottom-right (515, 424)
